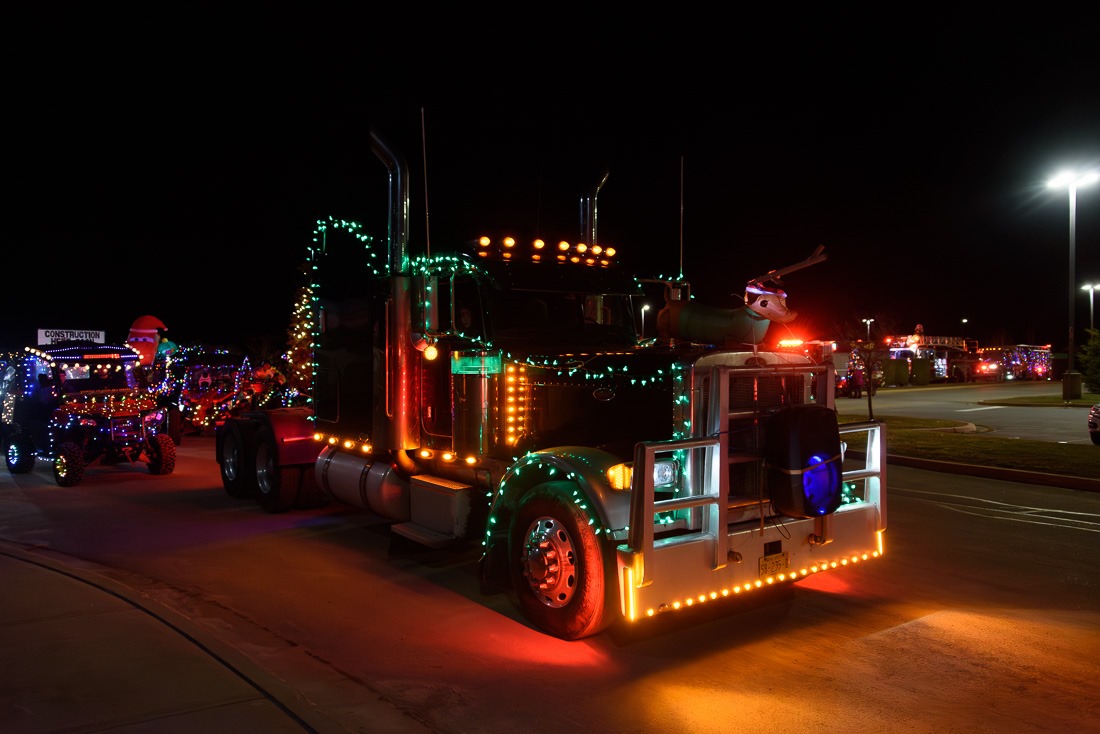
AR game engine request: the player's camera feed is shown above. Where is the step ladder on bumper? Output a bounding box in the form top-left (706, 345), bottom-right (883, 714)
top-left (616, 364), bottom-right (887, 623)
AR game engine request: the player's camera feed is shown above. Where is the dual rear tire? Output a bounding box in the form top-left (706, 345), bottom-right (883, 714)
top-left (219, 420), bottom-right (325, 512)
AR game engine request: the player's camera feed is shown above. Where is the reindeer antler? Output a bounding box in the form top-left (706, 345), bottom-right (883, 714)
top-left (746, 245), bottom-right (827, 291)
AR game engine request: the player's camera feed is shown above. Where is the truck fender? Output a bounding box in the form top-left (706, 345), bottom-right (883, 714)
top-left (489, 446), bottom-right (631, 540)
top-left (480, 446), bottom-right (628, 595)
top-left (253, 407), bottom-right (318, 466)
top-left (486, 442), bottom-right (633, 581)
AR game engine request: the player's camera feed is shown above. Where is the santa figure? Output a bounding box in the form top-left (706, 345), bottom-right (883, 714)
top-left (906, 323), bottom-right (925, 349)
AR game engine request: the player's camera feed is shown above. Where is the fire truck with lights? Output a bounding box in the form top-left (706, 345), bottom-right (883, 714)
top-left (214, 130), bottom-right (887, 640)
top-left (888, 334), bottom-right (986, 382)
top-left (977, 344), bottom-right (1052, 381)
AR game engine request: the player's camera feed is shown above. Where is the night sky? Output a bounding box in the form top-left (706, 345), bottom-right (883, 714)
top-left (5, 13), bottom-right (1098, 358)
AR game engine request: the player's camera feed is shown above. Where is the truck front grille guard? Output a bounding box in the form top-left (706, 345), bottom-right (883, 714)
top-left (627, 364), bottom-right (885, 588)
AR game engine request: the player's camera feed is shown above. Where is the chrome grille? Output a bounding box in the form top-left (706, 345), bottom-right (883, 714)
top-left (697, 368), bottom-right (812, 501)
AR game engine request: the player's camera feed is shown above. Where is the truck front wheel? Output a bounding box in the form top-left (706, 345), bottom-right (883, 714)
top-left (509, 483), bottom-right (615, 640)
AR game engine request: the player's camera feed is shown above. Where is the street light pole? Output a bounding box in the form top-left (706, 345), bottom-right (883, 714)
top-left (1084, 284), bottom-right (1097, 332)
top-left (641, 304), bottom-right (650, 339)
top-left (1048, 169), bottom-right (1098, 400)
top-left (961, 318), bottom-right (968, 339)
top-left (862, 318), bottom-right (874, 341)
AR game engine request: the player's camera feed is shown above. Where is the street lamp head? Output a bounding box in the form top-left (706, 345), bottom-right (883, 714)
top-left (1049, 167), bottom-right (1096, 396)
top-left (1048, 170), bottom-right (1100, 189)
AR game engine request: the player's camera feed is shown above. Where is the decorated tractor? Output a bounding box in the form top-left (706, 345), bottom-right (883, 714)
top-left (0, 341), bottom-right (176, 486)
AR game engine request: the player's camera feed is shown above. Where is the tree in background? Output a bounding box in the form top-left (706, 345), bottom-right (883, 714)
top-left (284, 279), bottom-right (313, 396)
top-left (1078, 328), bottom-right (1100, 394)
top-left (833, 315), bottom-right (899, 421)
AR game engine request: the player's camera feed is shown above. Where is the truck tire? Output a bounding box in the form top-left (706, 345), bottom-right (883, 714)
top-left (220, 420), bottom-right (257, 499)
top-left (5, 435), bottom-right (36, 474)
top-left (146, 433), bottom-right (176, 475)
top-left (253, 426), bottom-right (297, 513)
top-left (54, 441), bottom-right (85, 487)
top-left (509, 483), bottom-right (615, 640)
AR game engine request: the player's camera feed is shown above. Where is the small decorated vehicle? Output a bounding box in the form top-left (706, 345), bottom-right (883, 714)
top-left (168, 347), bottom-right (256, 436)
top-left (0, 341), bottom-right (175, 486)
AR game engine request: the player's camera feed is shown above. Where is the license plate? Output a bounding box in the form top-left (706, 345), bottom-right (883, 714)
top-left (759, 552), bottom-right (790, 577)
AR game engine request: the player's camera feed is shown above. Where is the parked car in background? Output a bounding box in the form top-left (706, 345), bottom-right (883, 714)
top-left (1089, 404), bottom-right (1099, 445)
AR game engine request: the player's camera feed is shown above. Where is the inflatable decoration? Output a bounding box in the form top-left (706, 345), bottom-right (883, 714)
top-left (656, 246), bottom-right (827, 346)
top-left (157, 338), bottom-right (179, 358)
top-left (127, 315), bottom-right (168, 366)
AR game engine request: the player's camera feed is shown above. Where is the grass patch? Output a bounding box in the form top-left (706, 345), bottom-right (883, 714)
top-left (984, 391), bottom-right (1099, 408)
top-left (839, 414), bottom-right (1100, 478)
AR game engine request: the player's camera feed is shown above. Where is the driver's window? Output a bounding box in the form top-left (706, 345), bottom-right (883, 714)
top-left (452, 277), bottom-right (483, 339)
top-left (584, 295), bottom-right (613, 325)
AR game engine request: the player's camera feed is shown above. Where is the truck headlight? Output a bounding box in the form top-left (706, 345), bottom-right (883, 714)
top-left (607, 459), bottom-right (679, 491)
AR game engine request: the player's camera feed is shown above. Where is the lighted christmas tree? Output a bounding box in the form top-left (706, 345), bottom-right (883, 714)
top-left (284, 264), bottom-right (314, 396)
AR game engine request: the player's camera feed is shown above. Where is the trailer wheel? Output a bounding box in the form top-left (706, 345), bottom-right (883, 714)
top-left (253, 426), bottom-right (297, 513)
top-left (220, 420), bottom-right (257, 498)
top-left (5, 435), bottom-right (36, 474)
top-left (146, 433), bottom-right (176, 475)
top-left (509, 483), bottom-right (615, 640)
top-left (54, 441), bottom-right (85, 487)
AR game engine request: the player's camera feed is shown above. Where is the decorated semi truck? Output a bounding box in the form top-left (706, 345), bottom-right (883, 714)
top-left (215, 130), bottom-right (887, 640)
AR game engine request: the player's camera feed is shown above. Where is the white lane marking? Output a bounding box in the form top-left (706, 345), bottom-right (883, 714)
top-left (956, 406), bottom-right (1007, 412)
top-left (893, 486), bottom-right (1100, 532)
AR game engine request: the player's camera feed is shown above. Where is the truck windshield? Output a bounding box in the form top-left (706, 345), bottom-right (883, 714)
top-left (491, 290), bottom-right (636, 346)
top-left (59, 364), bottom-right (134, 394)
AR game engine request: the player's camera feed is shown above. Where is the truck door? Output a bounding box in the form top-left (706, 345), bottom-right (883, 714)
top-left (419, 274), bottom-right (484, 450)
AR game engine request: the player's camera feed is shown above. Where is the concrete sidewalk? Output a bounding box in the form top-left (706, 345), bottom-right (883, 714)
top-left (0, 544), bottom-right (426, 734)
